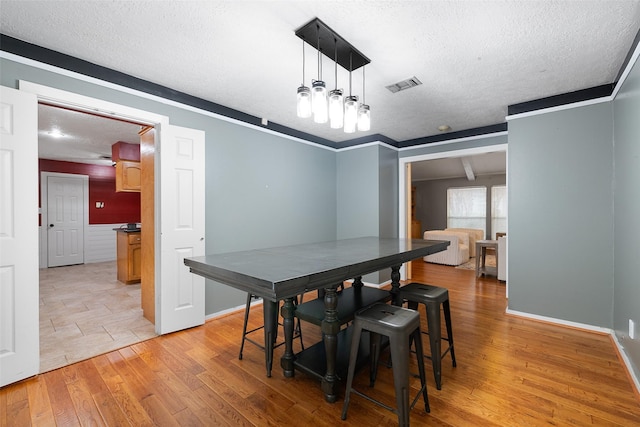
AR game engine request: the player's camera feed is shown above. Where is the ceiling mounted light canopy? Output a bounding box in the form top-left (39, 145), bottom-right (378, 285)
top-left (295, 18), bottom-right (371, 134)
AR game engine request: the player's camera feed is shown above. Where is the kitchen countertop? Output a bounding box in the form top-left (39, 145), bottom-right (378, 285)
top-left (113, 228), bottom-right (141, 233)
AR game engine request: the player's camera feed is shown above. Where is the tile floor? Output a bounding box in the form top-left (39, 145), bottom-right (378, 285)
top-left (39, 261), bottom-right (156, 373)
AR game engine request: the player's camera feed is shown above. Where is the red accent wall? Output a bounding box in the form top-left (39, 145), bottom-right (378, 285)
top-left (39, 159), bottom-right (141, 225)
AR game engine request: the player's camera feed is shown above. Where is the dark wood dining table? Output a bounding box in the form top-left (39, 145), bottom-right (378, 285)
top-left (184, 236), bottom-right (449, 402)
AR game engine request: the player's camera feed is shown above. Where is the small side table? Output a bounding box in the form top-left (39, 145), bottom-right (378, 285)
top-left (475, 240), bottom-right (498, 278)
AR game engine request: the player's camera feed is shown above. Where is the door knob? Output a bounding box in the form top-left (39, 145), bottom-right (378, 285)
top-left (49, 224), bottom-right (54, 228)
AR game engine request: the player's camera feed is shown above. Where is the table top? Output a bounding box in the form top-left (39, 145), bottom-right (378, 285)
top-left (184, 237), bottom-right (449, 301)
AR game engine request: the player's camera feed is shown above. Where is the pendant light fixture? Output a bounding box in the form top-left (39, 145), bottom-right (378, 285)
top-left (329, 38), bottom-right (344, 129)
top-left (343, 52), bottom-right (358, 133)
top-left (357, 65), bottom-right (371, 131)
top-left (295, 18), bottom-right (370, 134)
top-left (311, 23), bottom-right (328, 123)
top-left (296, 38), bottom-right (311, 118)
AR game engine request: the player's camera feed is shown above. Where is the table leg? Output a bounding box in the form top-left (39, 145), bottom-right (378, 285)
top-left (263, 300), bottom-right (278, 377)
top-left (476, 247), bottom-right (484, 277)
top-left (280, 297), bottom-right (295, 377)
top-left (495, 246), bottom-right (499, 279)
top-left (352, 276), bottom-right (363, 290)
top-left (321, 284), bottom-right (340, 403)
top-left (390, 264), bottom-right (402, 306)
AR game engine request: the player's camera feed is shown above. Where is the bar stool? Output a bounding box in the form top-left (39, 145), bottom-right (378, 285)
top-left (341, 303), bottom-right (429, 426)
top-left (399, 283), bottom-right (456, 390)
top-left (238, 294), bottom-right (304, 373)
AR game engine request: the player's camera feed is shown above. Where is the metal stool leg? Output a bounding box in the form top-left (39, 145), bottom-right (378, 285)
top-left (341, 322), bottom-right (364, 421)
top-left (412, 327), bottom-right (430, 413)
top-left (424, 301), bottom-right (443, 390)
top-left (369, 331), bottom-right (382, 386)
top-left (443, 299), bottom-right (456, 367)
top-left (388, 334), bottom-right (411, 427)
top-left (238, 293), bottom-right (253, 360)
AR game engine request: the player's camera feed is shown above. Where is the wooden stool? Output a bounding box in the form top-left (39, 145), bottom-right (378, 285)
top-left (341, 303), bottom-right (429, 426)
top-left (399, 283), bottom-right (456, 390)
top-left (238, 294), bottom-right (304, 376)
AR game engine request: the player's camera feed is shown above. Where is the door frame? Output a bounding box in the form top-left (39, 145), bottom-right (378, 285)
top-left (39, 172), bottom-right (89, 268)
top-left (19, 80), bottom-right (169, 333)
top-left (398, 142), bottom-right (509, 285)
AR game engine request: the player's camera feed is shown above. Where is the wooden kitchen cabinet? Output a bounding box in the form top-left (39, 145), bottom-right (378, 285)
top-left (116, 230), bottom-right (141, 284)
top-left (115, 160), bottom-right (141, 192)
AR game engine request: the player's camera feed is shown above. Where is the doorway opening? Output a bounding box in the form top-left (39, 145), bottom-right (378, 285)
top-left (37, 103), bottom-right (156, 372)
top-left (398, 142), bottom-right (508, 286)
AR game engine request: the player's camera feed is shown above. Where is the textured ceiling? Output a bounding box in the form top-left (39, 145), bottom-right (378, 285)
top-left (2, 0), bottom-right (639, 146)
top-left (37, 104), bottom-right (144, 166)
top-left (411, 151), bottom-right (507, 181)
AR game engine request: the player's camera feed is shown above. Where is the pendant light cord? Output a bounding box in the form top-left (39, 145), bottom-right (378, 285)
top-left (317, 24), bottom-right (322, 81)
top-left (334, 38), bottom-right (338, 90)
top-left (349, 52), bottom-right (353, 96)
top-left (301, 38), bottom-right (305, 85)
top-left (362, 66), bottom-right (365, 104)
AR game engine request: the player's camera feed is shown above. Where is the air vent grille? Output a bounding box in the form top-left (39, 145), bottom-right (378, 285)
top-left (385, 76), bottom-right (422, 93)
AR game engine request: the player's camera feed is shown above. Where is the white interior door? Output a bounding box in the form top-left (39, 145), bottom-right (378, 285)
top-left (157, 125), bottom-right (205, 334)
top-left (47, 175), bottom-right (85, 267)
top-left (0, 86), bottom-right (39, 386)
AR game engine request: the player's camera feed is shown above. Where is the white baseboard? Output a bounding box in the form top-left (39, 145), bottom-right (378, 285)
top-left (506, 308), bottom-right (640, 396)
top-left (611, 333), bottom-right (640, 396)
top-left (505, 308), bottom-right (612, 334)
top-left (205, 299), bottom-right (256, 321)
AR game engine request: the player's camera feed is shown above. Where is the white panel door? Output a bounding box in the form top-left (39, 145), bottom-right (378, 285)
top-left (47, 175), bottom-right (85, 267)
top-left (0, 86), bottom-right (39, 386)
top-left (157, 125), bottom-right (205, 334)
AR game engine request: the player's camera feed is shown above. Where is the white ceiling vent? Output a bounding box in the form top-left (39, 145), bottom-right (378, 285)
top-left (385, 76), bottom-right (422, 93)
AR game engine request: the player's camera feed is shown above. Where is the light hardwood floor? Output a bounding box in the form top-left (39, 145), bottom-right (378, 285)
top-left (3, 260), bottom-right (639, 426)
top-left (39, 261), bottom-right (156, 373)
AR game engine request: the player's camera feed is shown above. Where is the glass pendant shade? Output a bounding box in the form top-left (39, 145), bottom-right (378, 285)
top-left (357, 104), bottom-right (370, 131)
top-left (329, 89), bottom-right (344, 129)
top-left (344, 95), bottom-right (359, 133)
top-left (297, 86), bottom-right (312, 118)
top-left (311, 80), bottom-right (328, 123)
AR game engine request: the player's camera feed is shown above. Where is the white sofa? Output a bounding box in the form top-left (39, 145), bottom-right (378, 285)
top-left (445, 228), bottom-right (484, 257)
top-left (423, 230), bottom-right (470, 266)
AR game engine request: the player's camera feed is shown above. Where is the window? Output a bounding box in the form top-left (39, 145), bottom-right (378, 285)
top-left (447, 187), bottom-right (486, 235)
top-left (491, 185), bottom-right (507, 239)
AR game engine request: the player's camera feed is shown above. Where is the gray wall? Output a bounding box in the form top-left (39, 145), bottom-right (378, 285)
top-left (508, 102), bottom-right (614, 328)
top-left (613, 57), bottom-right (640, 379)
top-left (337, 145), bottom-right (379, 239)
top-left (1, 57), bottom-right (337, 315)
top-left (413, 174), bottom-right (506, 238)
top-left (378, 145), bottom-right (399, 240)
top-left (336, 143), bottom-right (399, 284)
